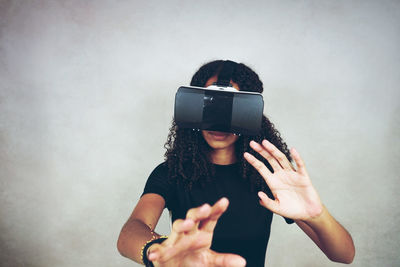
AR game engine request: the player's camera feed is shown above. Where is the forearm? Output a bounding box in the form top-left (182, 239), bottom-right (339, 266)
top-left (299, 206), bottom-right (355, 263)
top-left (117, 218), bottom-right (161, 264)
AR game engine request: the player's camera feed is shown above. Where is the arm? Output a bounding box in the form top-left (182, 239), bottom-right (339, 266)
top-left (117, 193), bottom-right (165, 263)
top-left (118, 195), bottom-right (246, 266)
top-left (296, 207), bottom-right (355, 263)
top-left (244, 140), bottom-right (355, 264)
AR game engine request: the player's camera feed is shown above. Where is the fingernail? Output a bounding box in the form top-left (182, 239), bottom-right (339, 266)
top-left (238, 257), bottom-right (246, 266)
top-left (148, 253), bottom-right (156, 260)
top-left (263, 139), bottom-right (272, 145)
top-left (219, 197), bottom-right (228, 205)
top-left (244, 152), bottom-right (253, 158)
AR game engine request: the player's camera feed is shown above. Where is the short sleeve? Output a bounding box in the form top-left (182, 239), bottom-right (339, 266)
top-left (283, 217), bottom-right (294, 224)
top-left (141, 162), bottom-right (174, 209)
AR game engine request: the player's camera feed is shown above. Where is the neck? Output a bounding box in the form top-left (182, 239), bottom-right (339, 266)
top-left (209, 146), bottom-right (237, 165)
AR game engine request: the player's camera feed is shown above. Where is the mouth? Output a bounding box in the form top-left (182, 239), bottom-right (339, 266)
top-left (208, 131), bottom-right (231, 140)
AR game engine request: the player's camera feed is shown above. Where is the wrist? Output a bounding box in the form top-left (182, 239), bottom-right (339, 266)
top-left (142, 236), bottom-right (168, 267)
top-left (303, 204), bottom-right (326, 224)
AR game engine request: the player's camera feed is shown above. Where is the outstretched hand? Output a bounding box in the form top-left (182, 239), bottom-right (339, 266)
top-left (147, 198), bottom-right (246, 267)
top-left (244, 140), bottom-right (323, 221)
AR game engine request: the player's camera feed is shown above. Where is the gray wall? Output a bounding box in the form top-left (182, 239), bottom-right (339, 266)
top-left (1, 0), bottom-right (399, 266)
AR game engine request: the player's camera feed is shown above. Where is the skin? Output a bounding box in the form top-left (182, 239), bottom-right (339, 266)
top-left (117, 77), bottom-right (355, 266)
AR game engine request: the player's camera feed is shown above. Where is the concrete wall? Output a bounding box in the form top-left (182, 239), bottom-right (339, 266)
top-left (1, 0), bottom-right (399, 266)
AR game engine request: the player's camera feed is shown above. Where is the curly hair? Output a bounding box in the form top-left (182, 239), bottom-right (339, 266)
top-left (164, 60), bottom-right (292, 193)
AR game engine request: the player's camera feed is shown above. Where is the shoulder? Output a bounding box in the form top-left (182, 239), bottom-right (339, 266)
top-left (142, 162), bottom-right (177, 210)
top-left (149, 161), bottom-right (169, 176)
top-left (142, 162), bottom-right (174, 196)
top-left (146, 161), bottom-right (172, 184)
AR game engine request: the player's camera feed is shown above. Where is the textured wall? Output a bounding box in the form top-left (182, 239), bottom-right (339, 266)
top-left (0, 0), bottom-right (399, 266)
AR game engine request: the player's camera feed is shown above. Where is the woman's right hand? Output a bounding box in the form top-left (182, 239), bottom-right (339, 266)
top-left (147, 197), bottom-right (246, 267)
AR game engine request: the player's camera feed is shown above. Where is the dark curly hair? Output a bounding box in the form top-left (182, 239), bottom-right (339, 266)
top-left (164, 60), bottom-right (292, 193)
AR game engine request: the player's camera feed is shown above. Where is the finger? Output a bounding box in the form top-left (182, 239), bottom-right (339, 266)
top-left (149, 242), bottom-right (179, 264)
top-left (261, 140), bottom-right (294, 170)
top-left (152, 218), bottom-right (197, 262)
top-left (167, 218), bottom-right (195, 244)
top-left (212, 251), bottom-right (246, 267)
top-left (250, 140), bottom-right (282, 171)
top-left (147, 243), bottom-right (163, 262)
top-left (291, 148), bottom-right (307, 175)
top-left (199, 197), bottom-right (229, 232)
top-left (244, 152), bottom-right (273, 179)
top-left (258, 191), bottom-right (280, 214)
top-left (185, 203), bottom-right (212, 234)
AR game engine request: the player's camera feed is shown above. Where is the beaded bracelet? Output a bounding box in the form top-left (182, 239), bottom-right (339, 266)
top-left (141, 236), bottom-right (168, 267)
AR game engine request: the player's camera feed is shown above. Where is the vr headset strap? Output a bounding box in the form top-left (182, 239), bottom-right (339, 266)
top-left (216, 60), bottom-right (236, 87)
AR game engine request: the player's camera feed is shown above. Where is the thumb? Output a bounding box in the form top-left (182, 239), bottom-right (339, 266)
top-left (258, 191), bottom-right (280, 214)
top-left (211, 252), bottom-right (246, 267)
top-left (147, 243), bottom-right (164, 262)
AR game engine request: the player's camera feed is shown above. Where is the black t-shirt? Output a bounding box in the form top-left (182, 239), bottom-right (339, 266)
top-left (142, 162), bottom-right (293, 267)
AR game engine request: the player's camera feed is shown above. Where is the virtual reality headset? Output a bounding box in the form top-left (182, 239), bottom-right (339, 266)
top-left (174, 60), bottom-right (264, 136)
top-left (174, 85), bottom-right (264, 136)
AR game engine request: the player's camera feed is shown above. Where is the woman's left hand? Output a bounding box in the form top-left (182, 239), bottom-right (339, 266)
top-left (244, 140), bottom-right (323, 221)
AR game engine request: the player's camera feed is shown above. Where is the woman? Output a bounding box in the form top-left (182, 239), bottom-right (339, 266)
top-left (117, 60), bottom-right (355, 266)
